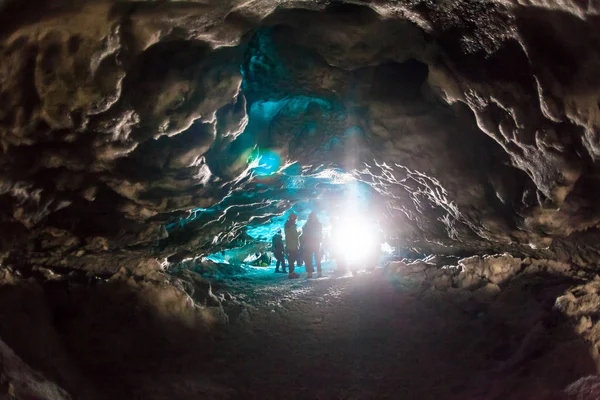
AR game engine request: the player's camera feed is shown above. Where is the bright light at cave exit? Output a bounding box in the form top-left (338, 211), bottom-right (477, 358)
top-left (332, 214), bottom-right (378, 263)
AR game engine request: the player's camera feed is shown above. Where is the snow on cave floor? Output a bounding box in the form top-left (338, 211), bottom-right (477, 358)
top-left (197, 262), bottom-right (597, 400)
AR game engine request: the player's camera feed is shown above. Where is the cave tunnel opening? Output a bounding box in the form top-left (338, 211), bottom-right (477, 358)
top-left (165, 25), bottom-right (434, 277)
top-left (202, 172), bottom-right (396, 276)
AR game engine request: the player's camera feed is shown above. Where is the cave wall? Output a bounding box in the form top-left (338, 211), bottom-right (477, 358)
top-left (0, 0), bottom-right (600, 271)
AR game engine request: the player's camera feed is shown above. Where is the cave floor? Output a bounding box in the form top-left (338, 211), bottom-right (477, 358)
top-left (196, 264), bottom-right (596, 400)
top-left (2, 263), bottom-right (594, 400)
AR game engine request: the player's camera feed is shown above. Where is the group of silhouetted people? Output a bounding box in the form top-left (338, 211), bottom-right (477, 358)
top-left (269, 211), bottom-right (386, 279)
top-left (271, 212), bottom-right (323, 279)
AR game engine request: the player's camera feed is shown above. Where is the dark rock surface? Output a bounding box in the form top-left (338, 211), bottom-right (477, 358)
top-left (1, 2), bottom-right (600, 397)
top-left (0, 0), bottom-right (599, 270)
top-left (0, 259), bottom-right (596, 399)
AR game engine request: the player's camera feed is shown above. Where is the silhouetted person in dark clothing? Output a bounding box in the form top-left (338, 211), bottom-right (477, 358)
top-left (284, 214), bottom-right (300, 279)
top-left (272, 231), bottom-right (286, 273)
top-left (251, 251), bottom-right (271, 266)
top-left (259, 252), bottom-right (271, 266)
top-left (302, 212), bottom-right (323, 278)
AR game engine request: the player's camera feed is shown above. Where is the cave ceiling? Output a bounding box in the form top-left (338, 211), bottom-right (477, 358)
top-left (1, 0), bottom-right (600, 273)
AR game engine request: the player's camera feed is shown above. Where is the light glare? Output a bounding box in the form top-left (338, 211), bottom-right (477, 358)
top-left (381, 242), bottom-right (394, 254)
top-left (333, 215), bottom-right (376, 263)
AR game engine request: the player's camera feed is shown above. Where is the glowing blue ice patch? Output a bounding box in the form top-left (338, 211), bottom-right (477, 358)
top-left (246, 221), bottom-right (284, 240)
top-left (205, 254), bottom-right (229, 264)
top-left (250, 100), bottom-right (288, 121)
top-left (249, 149), bottom-right (281, 176)
top-left (245, 206), bottom-right (314, 240)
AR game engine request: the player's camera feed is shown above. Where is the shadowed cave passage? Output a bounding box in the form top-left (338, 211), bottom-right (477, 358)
top-left (0, 260), bottom-right (596, 400)
top-left (2, 1), bottom-right (600, 399)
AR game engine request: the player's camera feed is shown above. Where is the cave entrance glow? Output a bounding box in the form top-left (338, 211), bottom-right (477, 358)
top-left (202, 172), bottom-right (393, 273)
top-left (165, 25), bottom-right (408, 273)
